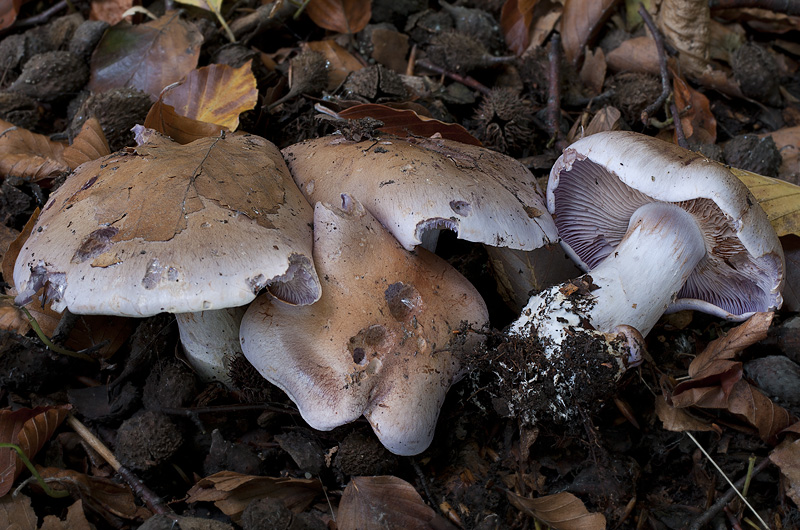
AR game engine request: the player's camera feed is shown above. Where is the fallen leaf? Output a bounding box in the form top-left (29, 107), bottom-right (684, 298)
top-left (0, 298), bottom-right (29, 335)
top-left (63, 118), bottom-right (112, 170)
top-left (305, 0), bottom-right (370, 34)
top-left (89, 0), bottom-right (133, 25)
top-left (688, 312), bottom-right (773, 378)
top-left (0, 0), bottom-right (26, 31)
top-left (368, 27), bottom-right (409, 73)
top-left (37, 467), bottom-right (151, 521)
top-left (770, 436), bottom-right (800, 506)
top-left (605, 36), bottom-right (660, 75)
top-left (39, 500), bottom-right (92, 530)
top-left (654, 396), bottom-right (718, 434)
top-left (726, 378), bottom-right (794, 443)
top-left (186, 471), bottom-right (321, 520)
top-left (89, 11), bottom-right (204, 99)
top-left (731, 166), bottom-right (800, 238)
top-left (330, 103), bottom-right (482, 146)
top-left (673, 74), bottom-right (716, 144)
top-left (305, 40), bottom-right (364, 89)
top-left (0, 120), bottom-right (69, 181)
top-left (174, 0), bottom-right (222, 14)
top-left (0, 493), bottom-right (36, 530)
top-left (161, 61), bottom-right (257, 131)
top-left (501, 0), bottom-right (535, 56)
top-left (658, 0), bottom-right (710, 76)
top-left (506, 490), bottom-right (607, 530)
top-left (760, 126), bottom-right (800, 185)
top-left (579, 47), bottom-right (606, 96)
top-left (0, 223), bottom-right (19, 268)
top-left (0, 405), bottom-right (71, 497)
top-left (144, 101), bottom-right (224, 144)
top-left (337, 476), bottom-right (456, 530)
top-left (561, 0), bottom-right (619, 64)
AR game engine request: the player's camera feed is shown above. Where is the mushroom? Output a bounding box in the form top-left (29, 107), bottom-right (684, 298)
top-left (281, 135), bottom-right (558, 252)
top-left (239, 195), bottom-right (489, 456)
top-left (14, 128), bottom-right (321, 383)
top-left (511, 131), bottom-right (784, 347)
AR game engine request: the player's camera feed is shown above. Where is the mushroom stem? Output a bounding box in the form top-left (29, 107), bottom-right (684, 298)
top-left (176, 307), bottom-right (246, 386)
top-left (511, 201), bottom-right (707, 341)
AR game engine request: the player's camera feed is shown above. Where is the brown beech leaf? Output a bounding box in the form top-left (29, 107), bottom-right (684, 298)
top-left (38, 467), bottom-right (152, 520)
top-left (39, 500), bottom-right (93, 530)
top-left (338, 476), bottom-right (456, 530)
top-left (579, 47), bottom-right (606, 96)
top-left (561, 0), bottom-right (620, 65)
top-left (605, 36), bottom-right (659, 75)
top-left (0, 493), bottom-right (37, 529)
top-left (655, 396), bottom-right (718, 434)
top-left (500, 0), bottom-right (535, 56)
top-left (0, 0), bottom-right (24, 30)
top-left (305, 40), bottom-right (363, 89)
top-left (186, 471), bottom-right (321, 520)
top-left (305, 0), bottom-right (371, 34)
top-left (689, 313), bottom-right (773, 378)
top-left (673, 74), bottom-right (716, 144)
top-left (161, 62), bottom-right (258, 131)
top-left (727, 379), bottom-right (795, 444)
top-left (771, 436), bottom-right (800, 506)
top-left (89, 0), bottom-right (133, 25)
top-left (731, 167), bottom-right (800, 238)
top-left (63, 118), bottom-right (111, 170)
top-left (144, 101), bottom-right (224, 145)
top-left (0, 120), bottom-right (69, 181)
top-left (0, 405), bottom-right (71, 497)
top-left (89, 11), bottom-right (203, 99)
top-left (506, 490), bottom-right (606, 530)
top-left (331, 103), bottom-right (482, 146)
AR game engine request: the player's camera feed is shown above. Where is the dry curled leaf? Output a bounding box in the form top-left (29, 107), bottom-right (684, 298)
top-left (39, 500), bottom-right (92, 530)
top-left (771, 435), bottom-right (800, 506)
top-left (0, 493), bottom-right (37, 530)
top-left (161, 61), bottom-right (257, 131)
top-left (305, 0), bottom-right (371, 34)
top-left (329, 103), bottom-right (482, 146)
top-left (37, 467), bottom-right (152, 521)
top-left (0, 0), bottom-right (24, 30)
top-left (338, 476), bottom-right (456, 530)
top-left (654, 396), bottom-right (719, 434)
top-left (561, 0), bottom-right (619, 65)
top-left (726, 378), bottom-right (795, 443)
top-left (658, 0), bottom-right (710, 76)
top-left (732, 167), bottom-right (800, 238)
top-left (305, 40), bottom-right (364, 89)
top-left (506, 490), bottom-right (607, 530)
top-left (63, 118), bottom-right (111, 170)
top-left (500, 0), bottom-right (535, 56)
top-left (605, 36), bottom-right (659, 75)
top-left (89, 11), bottom-right (203, 99)
top-left (0, 120), bottom-right (69, 181)
top-left (186, 471), bottom-right (321, 520)
top-left (688, 312), bottom-right (773, 378)
top-left (89, 0), bottom-right (133, 25)
top-left (0, 405), bottom-right (71, 497)
top-left (673, 74), bottom-right (716, 144)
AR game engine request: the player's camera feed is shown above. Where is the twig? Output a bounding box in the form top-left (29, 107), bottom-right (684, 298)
top-left (686, 433), bottom-right (771, 530)
top-left (66, 415), bottom-right (173, 515)
top-left (710, 0), bottom-right (800, 16)
top-left (547, 33), bottom-right (564, 151)
top-left (671, 101), bottom-right (688, 148)
top-left (415, 59), bottom-right (491, 96)
top-left (13, 0), bottom-right (68, 28)
top-left (638, 4), bottom-right (671, 124)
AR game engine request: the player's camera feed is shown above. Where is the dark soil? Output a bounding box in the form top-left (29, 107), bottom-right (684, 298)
top-left (0, 1), bottom-right (798, 529)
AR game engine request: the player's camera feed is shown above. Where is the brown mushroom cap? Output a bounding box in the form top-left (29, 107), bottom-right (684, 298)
top-left (14, 130), bottom-right (321, 316)
top-left (281, 135), bottom-right (557, 251)
top-left (240, 195), bottom-right (489, 456)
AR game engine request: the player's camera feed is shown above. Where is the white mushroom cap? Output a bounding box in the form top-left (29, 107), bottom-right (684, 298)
top-left (548, 131), bottom-right (784, 320)
top-left (282, 135), bottom-right (557, 251)
top-left (14, 130), bottom-right (321, 317)
top-left (240, 195), bottom-right (489, 456)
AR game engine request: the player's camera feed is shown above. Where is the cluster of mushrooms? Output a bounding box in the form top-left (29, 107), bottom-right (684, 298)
top-left (13, 128), bottom-right (785, 456)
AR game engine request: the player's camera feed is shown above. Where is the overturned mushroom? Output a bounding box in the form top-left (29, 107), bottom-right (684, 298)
top-left (282, 134), bottom-right (558, 252)
top-left (14, 128), bottom-right (321, 383)
top-left (511, 131), bottom-right (784, 356)
top-left (239, 195), bottom-right (489, 456)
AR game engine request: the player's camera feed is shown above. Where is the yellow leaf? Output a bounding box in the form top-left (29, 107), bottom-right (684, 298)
top-left (173, 0), bottom-right (222, 14)
top-left (731, 167), bottom-right (800, 238)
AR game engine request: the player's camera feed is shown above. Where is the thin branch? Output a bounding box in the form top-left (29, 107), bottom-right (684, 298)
top-left (547, 33), bottom-right (564, 151)
top-left (710, 0), bottom-right (800, 16)
top-left (415, 59), bottom-right (491, 96)
top-left (671, 101), bottom-right (688, 148)
top-left (639, 4), bottom-right (671, 124)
